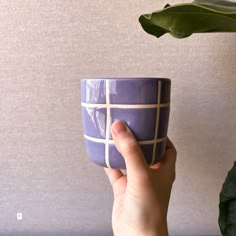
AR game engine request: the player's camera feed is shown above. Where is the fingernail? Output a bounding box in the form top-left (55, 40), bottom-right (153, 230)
top-left (112, 121), bottom-right (127, 135)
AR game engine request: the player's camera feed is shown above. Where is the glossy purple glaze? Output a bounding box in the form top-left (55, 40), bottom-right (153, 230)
top-left (81, 78), bottom-right (171, 169)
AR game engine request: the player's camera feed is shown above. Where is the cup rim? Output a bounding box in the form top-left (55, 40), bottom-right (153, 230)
top-left (81, 77), bottom-right (171, 83)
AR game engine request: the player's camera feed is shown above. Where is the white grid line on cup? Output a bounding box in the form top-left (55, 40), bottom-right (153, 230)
top-left (105, 80), bottom-right (111, 168)
top-left (81, 102), bottom-right (170, 109)
top-left (84, 134), bottom-right (167, 145)
top-left (152, 80), bottom-right (161, 165)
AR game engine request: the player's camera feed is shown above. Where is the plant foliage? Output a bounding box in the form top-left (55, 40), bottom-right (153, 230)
top-left (139, 0), bottom-right (236, 38)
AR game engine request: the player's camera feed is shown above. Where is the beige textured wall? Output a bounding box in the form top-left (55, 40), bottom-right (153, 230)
top-left (0, 0), bottom-right (236, 235)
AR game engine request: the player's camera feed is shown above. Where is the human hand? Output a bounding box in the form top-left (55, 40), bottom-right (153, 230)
top-left (105, 120), bottom-right (177, 236)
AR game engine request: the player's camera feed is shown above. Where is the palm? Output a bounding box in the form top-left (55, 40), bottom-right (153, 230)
top-left (104, 121), bottom-right (176, 236)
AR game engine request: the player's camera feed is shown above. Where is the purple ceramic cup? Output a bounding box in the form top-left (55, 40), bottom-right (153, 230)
top-left (81, 78), bottom-right (171, 169)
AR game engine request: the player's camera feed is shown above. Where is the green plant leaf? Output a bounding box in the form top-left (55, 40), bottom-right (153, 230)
top-left (219, 162), bottom-right (236, 236)
top-left (139, 0), bottom-right (236, 38)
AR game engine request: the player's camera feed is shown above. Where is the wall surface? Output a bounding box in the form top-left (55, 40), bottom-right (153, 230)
top-left (0, 0), bottom-right (235, 235)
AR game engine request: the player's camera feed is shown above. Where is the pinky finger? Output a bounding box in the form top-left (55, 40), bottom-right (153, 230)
top-left (104, 168), bottom-right (124, 187)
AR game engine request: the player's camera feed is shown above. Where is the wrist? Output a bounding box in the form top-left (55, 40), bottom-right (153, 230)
top-left (114, 220), bottom-right (168, 236)
top-left (145, 221), bottom-right (169, 236)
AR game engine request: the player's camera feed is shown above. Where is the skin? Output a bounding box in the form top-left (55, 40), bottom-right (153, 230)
top-left (105, 120), bottom-right (177, 236)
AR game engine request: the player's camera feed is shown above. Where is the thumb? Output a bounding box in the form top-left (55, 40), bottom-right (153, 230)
top-left (111, 120), bottom-right (148, 179)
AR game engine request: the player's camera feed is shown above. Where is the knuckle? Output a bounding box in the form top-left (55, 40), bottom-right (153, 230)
top-left (173, 147), bottom-right (177, 156)
top-left (170, 147), bottom-right (177, 158)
